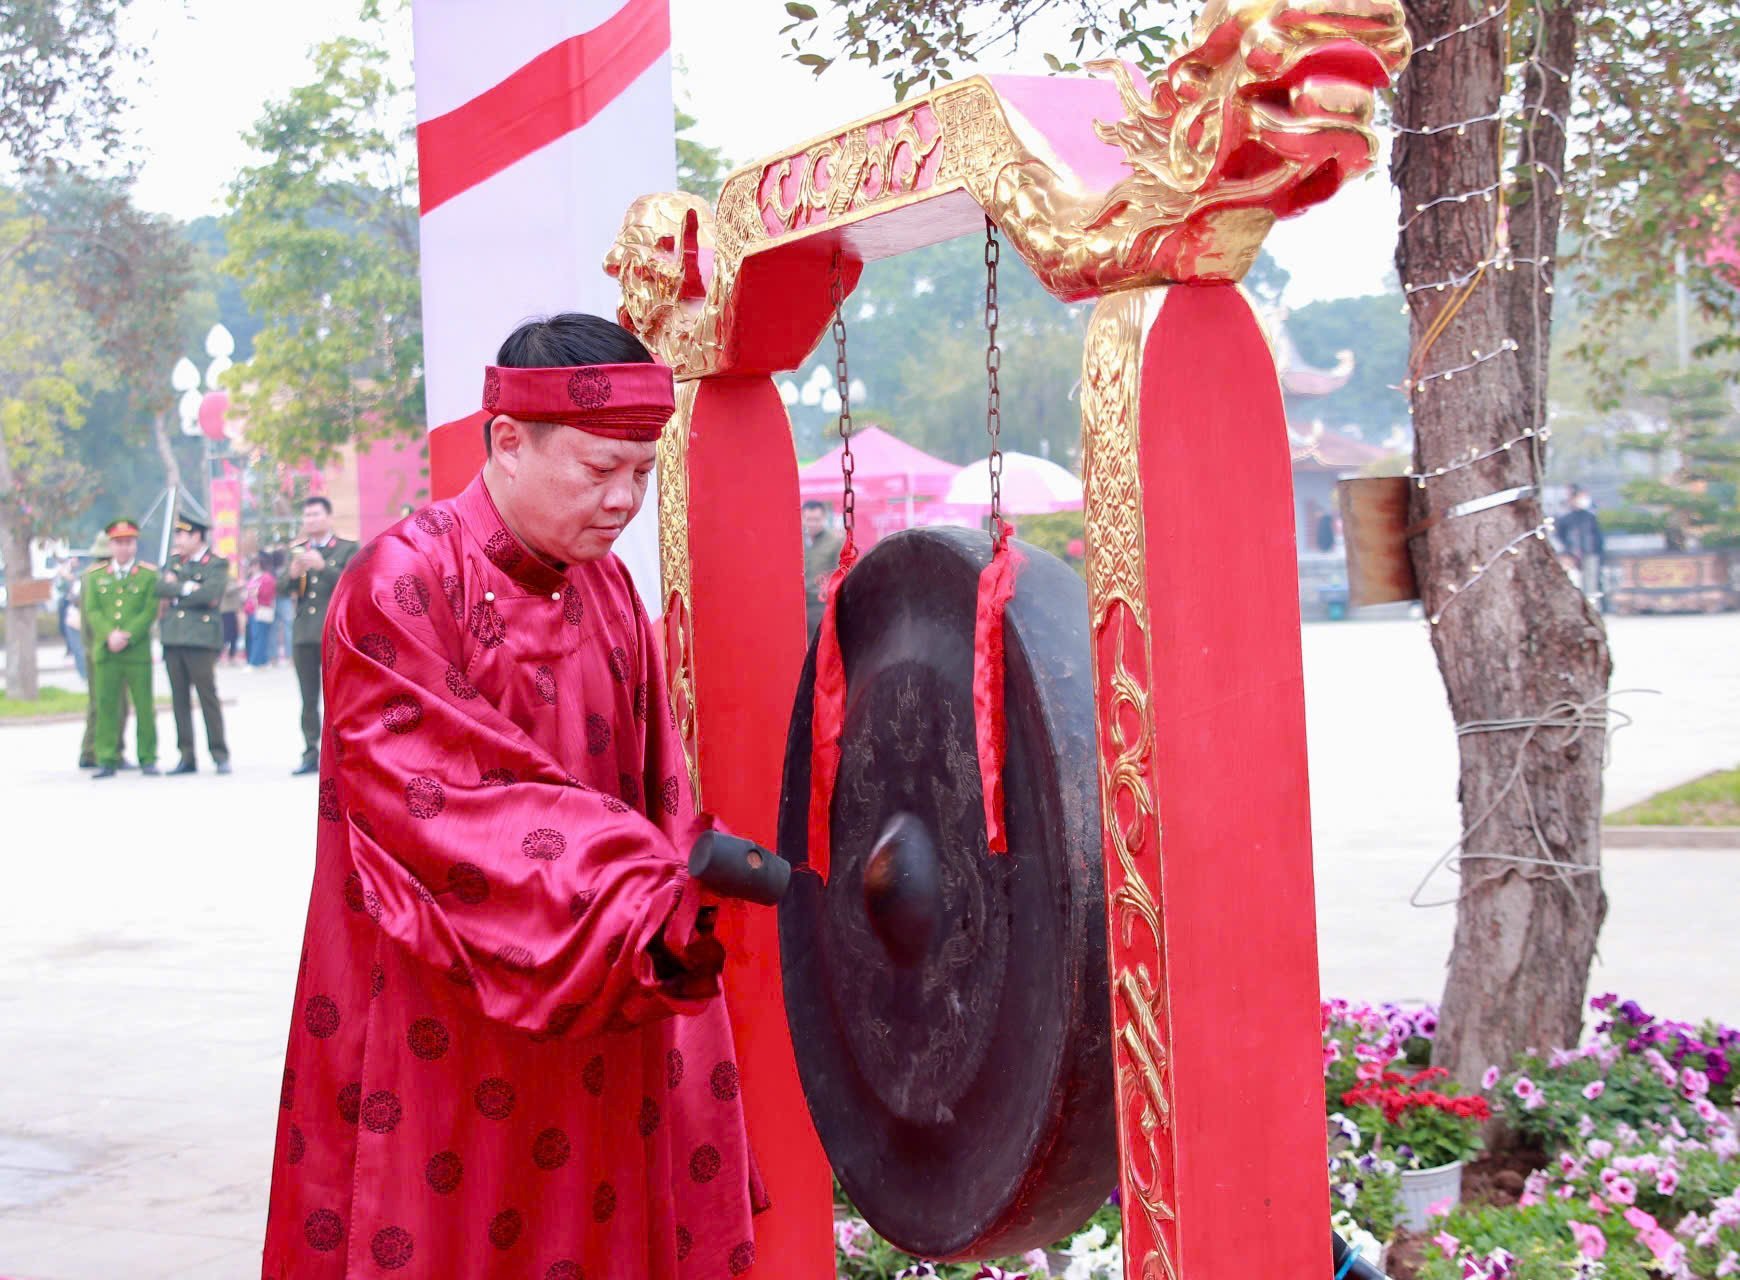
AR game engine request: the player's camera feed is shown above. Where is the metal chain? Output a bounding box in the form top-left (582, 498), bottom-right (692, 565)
top-left (830, 249), bottom-right (856, 548)
top-left (984, 217), bottom-right (1004, 545)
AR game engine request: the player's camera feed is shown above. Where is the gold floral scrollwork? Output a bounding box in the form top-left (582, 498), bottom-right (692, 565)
top-left (764, 115), bottom-right (943, 234)
top-left (1081, 290), bottom-right (1177, 1280)
top-left (657, 382), bottom-right (702, 804)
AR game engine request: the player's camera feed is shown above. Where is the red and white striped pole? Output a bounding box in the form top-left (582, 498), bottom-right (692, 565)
top-left (413, 0), bottom-right (673, 605)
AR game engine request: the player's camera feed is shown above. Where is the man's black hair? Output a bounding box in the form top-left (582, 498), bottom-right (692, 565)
top-left (801, 499), bottom-right (829, 513)
top-left (485, 313), bottom-right (654, 456)
top-left (303, 495), bottom-right (333, 514)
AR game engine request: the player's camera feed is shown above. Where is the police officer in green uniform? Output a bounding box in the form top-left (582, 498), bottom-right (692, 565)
top-left (78, 530), bottom-right (131, 769)
top-left (158, 515), bottom-right (232, 774)
top-left (85, 519), bottom-right (159, 779)
top-left (281, 495), bottom-right (358, 774)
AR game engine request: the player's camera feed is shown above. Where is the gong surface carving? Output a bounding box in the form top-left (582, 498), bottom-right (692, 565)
top-left (779, 527), bottom-right (1114, 1260)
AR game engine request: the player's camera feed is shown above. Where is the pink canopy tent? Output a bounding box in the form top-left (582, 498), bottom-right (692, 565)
top-left (798, 426), bottom-right (962, 547)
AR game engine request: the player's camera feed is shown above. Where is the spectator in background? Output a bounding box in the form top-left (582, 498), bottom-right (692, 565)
top-left (801, 498), bottom-right (843, 638)
top-left (245, 556), bottom-right (277, 667)
top-left (1557, 485), bottom-right (1605, 610)
top-left (219, 569), bottom-right (244, 665)
top-left (55, 556), bottom-right (87, 682)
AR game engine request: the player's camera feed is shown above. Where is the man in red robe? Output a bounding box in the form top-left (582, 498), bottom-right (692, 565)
top-left (263, 314), bottom-right (770, 1278)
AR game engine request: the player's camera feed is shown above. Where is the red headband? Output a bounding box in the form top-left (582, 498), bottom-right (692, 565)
top-left (481, 362), bottom-right (676, 441)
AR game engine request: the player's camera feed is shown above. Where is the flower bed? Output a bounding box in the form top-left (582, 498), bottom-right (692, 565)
top-left (832, 995), bottom-right (1740, 1279)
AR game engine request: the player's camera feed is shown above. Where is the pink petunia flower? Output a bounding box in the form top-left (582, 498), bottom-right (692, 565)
top-left (1513, 1076), bottom-right (1538, 1100)
top-left (1588, 1138), bottom-right (1614, 1160)
top-left (1607, 1176), bottom-right (1638, 1206)
top-left (1582, 1080), bottom-right (1605, 1101)
top-left (1433, 1230), bottom-right (1461, 1258)
top-left (1658, 1165), bottom-right (1679, 1196)
top-left (1716, 1251), bottom-right (1738, 1278)
top-left (1568, 1221), bottom-right (1606, 1259)
top-left (1481, 1065), bottom-right (1501, 1090)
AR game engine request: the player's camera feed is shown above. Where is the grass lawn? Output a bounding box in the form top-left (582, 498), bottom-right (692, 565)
top-left (1607, 766), bottom-right (1740, 827)
top-left (0, 685), bottom-right (173, 720)
top-left (0, 685), bottom-right (89, 719)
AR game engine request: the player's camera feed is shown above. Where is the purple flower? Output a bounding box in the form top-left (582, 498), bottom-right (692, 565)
top-left (1481, 1065), bottom-right (1501, 1090)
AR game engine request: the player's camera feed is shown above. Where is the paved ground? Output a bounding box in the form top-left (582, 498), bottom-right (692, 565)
top-left (1, 613), bottom-right (1736, 1278)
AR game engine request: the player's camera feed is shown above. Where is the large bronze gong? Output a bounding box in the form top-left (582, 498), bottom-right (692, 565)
top-left (777, 526), bottom-right (1115, 1260)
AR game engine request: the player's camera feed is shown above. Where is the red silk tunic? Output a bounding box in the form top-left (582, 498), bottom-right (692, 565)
top-left (262, 476), bottom-right (760, 1278)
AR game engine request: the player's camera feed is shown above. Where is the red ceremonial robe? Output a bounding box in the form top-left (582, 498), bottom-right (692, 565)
top-left (262, 476), bottom-right (760, 1278)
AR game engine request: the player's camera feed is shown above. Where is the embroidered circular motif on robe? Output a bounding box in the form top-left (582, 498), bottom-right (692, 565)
top-left (567, 367), bottom-right (613, 409)
top-left (617, 773), bottom-right (640, 806)
top-left (485, 529), bottom-right (524, 571)
top-left (304, 994), bottom-right (340, 1039)
top-left (592, 1181), bottom-right (617, 1223)
top-left (675, 1225), bottom-right (693, 1260)
top-left (607, 646), bottom-right (629, 684)
top-left (425, 1150), bottom-right (463, 1194)
top-left (351, 810), bottom-right (375, 841)
top-left (581, 1054), bottom-right (606, 1097)
top-left (406, 872), bottom-right (434, 905)
top-left (488, 1208), bottom-right (524, 1250)
top-left (661, 776), bottom-right (680, 816)
top-left (522, 828), bottom-right (566, 861)
top-left (637, 1095), bottom-right (660, 1137)
top-left (601, 795), bottom-right (629, 814)
top-left (568, 889), bottom-right (594, 920)
top-left (392, 574), bottom-right (430, 616)
top-left (562, 584), bottom-right (585, 626)
top-left (469, 599), bottom-right (507, 648)
top-left (304, 1208), bottom-right (344, 1252)
top-left (415, 506), bottom-right (454, 537)
top-left (336, 1082), bottom-right (362, 1125)
top-left (281, 1067), bottom-right (296, 1110)
top-left (371, 1226), bottom-right (414, 1270)
top-left (382, 693), bottom-right (423, 734)
top-left (545, 1263), bottom-right (582, 1280)
top-left (534, 664), bottom-right (558, 704)
top-left (730, 1242), bottom-right (757, 1276)
top-left (444, 664), bottom-right (479, 699)
top-left (532, 1127), bottom-right (571, 1170)
top-left (710, 1061), bottom-right (740, 1102)
top-left (442, 574), bottom-right (464, 620)
top-left (667, 1049), bottom-right (685, 1090)
top-left (405, 776), bottom-right (446, 819)
top-left (370, 963), bottom-right (386, 997)
top-left (585, 714), bottom-right (611, 756)
top-left (318, 779), bottom-right (341, 822)
top-left (541, 1003), bottom-right (583, 1039)
top-left (286, 1124), bottom-right (305, 1164)
top-left (407, 1017), bottom-right (450, 1061)
top-left (447, 959), bottom-right (474, 987)
top-left (493, 943), bottom-right (535, 971)
top-left (633, 681), bottom-right (648, 721)
top-left (357, 633), bottom-right (397, 668)
top-left (448, 862), bottom-right (490, 905)
top-left (343, 870), bottom-right (367, 911)
top-left (481, 767), bottom-right (518, 787)
top-left (360, 1089), bottom-right (402, 1134)
top-left (474, 1077), bottom-right (516, 1120)
top-left (689, 1143), bottom-right (722, 1183)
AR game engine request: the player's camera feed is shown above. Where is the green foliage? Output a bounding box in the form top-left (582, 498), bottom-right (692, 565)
top-left (1496, 1054), bottom-right (1703, 1153)
top-left (0, 0), bottom-right (132, 170)
top-left (1567, 0), bottom-right (1740, 384)
top-left (1611, 368), bottom-right (1740, 548)
top-left (676, 106), bottom-right (732, 202)
top-left (779, 0), bottom-right (1192, 98)
top-left (1017, 509), bottom-right (1084, 573)
top-left (1416, 1199), bottom-right (1653, 1280)
top-left (223, 28), bottom-right (423, 462)
top-left (1286, 290), bottom-right (1410, 439)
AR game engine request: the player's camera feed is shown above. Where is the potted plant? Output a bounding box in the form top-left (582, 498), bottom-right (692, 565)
top-left (1340, 1067), bottom-right (1490, 1230)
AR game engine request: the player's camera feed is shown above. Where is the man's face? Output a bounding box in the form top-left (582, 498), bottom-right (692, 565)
top-left (109, 536), bottom-right (138, 566)
top-left (802, 506), bottom-right (827, 538)
top-left (495, 419), bottom-right (655, 563)
top-left (172, 529), bottom-right (200, 558)
top-left (301, 503), bottom-right (332, 541)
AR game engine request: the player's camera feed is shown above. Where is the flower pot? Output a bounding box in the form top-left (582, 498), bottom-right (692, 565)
top-left (1397, 1159), bottom-right (1463, 1230)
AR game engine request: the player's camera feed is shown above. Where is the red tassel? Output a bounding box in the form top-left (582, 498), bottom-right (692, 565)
top-left (973, 536), bottom-right (1023, 854)
top-left (806, 541), bottom-right (858, 883)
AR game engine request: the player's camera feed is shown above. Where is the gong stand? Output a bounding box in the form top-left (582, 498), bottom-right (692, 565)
top-left (609, 15), bottom-right (1411, 1274)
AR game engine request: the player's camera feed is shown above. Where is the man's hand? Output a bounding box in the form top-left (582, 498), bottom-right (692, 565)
top-left (106, 630), bottom-right (128, 653)
top-left (299, 549), bottom-right (327, 574)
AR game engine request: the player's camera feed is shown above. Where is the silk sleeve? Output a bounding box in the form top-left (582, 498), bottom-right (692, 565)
top-left (323, 535), bottom-right (722, 1041)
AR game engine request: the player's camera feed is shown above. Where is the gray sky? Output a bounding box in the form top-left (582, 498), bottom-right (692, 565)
top-left (117, 0), bottom-right (1399, 304)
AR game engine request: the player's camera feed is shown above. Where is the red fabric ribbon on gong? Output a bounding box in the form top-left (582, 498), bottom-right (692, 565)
top-left (806, 541), bottom-right (859, 883)
top-left (973, 535), bottom-right (1023, 854)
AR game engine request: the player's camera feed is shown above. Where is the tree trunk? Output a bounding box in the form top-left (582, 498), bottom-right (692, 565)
top-left (0, 428), bottom-right (41, 700)
top-left (1393, 0), bottom-right (1612, 1086)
